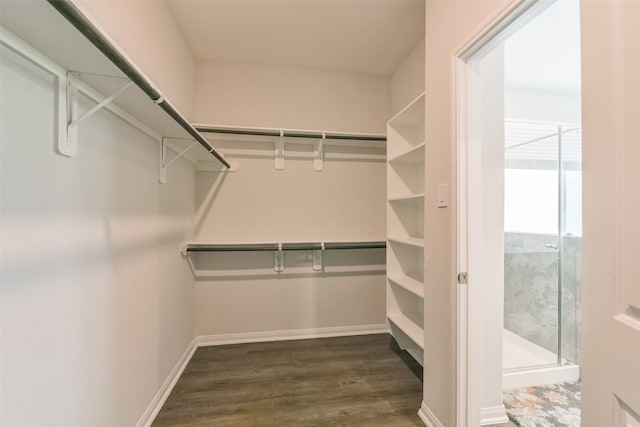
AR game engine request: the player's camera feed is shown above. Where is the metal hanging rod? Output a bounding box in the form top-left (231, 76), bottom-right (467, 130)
top-left (183, 241), bottom-right (386, 254)
top-left (195, 126), bottom-right (387, 142)
top-left (46, 0), bottom-right (231, 169)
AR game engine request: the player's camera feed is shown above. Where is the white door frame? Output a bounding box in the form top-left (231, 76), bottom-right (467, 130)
top-left (453, 1), bottom-right (557, 425)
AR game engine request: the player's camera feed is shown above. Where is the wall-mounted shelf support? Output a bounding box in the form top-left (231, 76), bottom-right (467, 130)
top-left (274, 243), bottom-right (285, 272)
top-left (65, 73), bottom-right (134, 157)
top-left (314, 133), bottom-right (325, 171)
top-left (46, 0), bottom-right (231, 169)
top-left (181, 240), bottom-right (386, 272)
top-left (160, 137), bottom-right (238, 183)
top-left (196, 125), bottom-right (385, 171)
top-left (312, 243), bottom-right (324, 271)
top-left (275, 130), bottom-right (285, 170)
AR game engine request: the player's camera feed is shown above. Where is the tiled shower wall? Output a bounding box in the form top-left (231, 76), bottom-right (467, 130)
top-left (504, 232), bottom-right (582, 364)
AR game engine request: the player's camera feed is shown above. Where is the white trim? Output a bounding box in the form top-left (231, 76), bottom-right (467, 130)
top-left (136, 338), bottom-right (198, 427)
top-left (480, 405), bottom-right (509, 425)
top-left (418, 401), bottom-right (444, 427)
top-left (503, 364), bottom-right (580, 390)
top-left (455, 54), bottom-right (472, 427)
top-left (456, 0), bottom-right (553, 61)
top-left (198, 324), bottom-right (389, 347)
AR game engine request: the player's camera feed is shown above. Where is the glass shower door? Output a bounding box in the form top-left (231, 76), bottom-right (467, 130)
top-left (559, 127), bottom-right (582, 366)
top-left (503, 121), bottom-right (562, 371)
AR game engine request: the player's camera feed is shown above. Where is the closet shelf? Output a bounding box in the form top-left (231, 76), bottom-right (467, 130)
top-left (196, 124), bottom-right (386, 143)
top-left (387, 91), bottom-right (425, 366)
top-left (388, 193), bottom-right (425, 203)
top-left (388, 237), bottom-right (425, 248)
top-left (182, 240), bottom-right (387, 254)
top-left (388, 92), bottom-right (426, 128)
top-left (387, 313), bottom-right (424, 349)
top-left (0, 0), bottom-right (229, 168)
top-left (388, 143), bottom-right (425, 164)
top-left (388, 274), bottom-right (424, 298)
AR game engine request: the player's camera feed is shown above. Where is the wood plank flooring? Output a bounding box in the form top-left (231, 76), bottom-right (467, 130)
top-left (152, 333), bottom-right (518, 426)
top-left (153, 334), bottom-right (423, 426)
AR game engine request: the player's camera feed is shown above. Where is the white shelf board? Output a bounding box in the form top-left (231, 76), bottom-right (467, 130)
top-left (185, 238), bottom-right (387, 246)
top-left (388, 142), bottom-right (425, 164)
top-left (388, 193), bottom-right (425, 203)
top-left (388, 92), bottom-right (425, 128)
top-left (191, 125), bottom-right (387, 162)
top-left (388, 236), bottom-right (424, 248)
top-left (388, 274), bottom-right (424, 298)
top-left (388, 312), bottom-right (424, 349)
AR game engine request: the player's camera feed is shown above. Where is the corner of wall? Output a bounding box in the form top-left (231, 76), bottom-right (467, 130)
top-left (390, 37), bottom-right (426, 117)
top-left (417, 401), bottom-right (445, 427)
top-left (136, 338), bottom-right (198, 427)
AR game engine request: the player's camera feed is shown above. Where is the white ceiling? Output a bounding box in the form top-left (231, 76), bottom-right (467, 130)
top-left (164, 0), bottom-right (425, 76)
top-left (505, 0), bottom-right (581, 93)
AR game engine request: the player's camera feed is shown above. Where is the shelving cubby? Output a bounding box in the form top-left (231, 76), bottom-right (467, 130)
top-left (386, 92), bottom-right (425, 365)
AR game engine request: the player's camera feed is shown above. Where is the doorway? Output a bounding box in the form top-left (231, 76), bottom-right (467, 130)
top-left (456, 0), bottom-right (582, 425)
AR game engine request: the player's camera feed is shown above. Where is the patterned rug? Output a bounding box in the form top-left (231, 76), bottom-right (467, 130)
top-left (503, 382), bottom-right (581, 427)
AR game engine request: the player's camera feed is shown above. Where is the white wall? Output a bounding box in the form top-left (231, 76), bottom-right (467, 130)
top-left (390, 37), bottom-right (425, 116)
top-left (193, 151), bottom-right (387, 336)
top-left (423, 1), bottom-right (505, 426)
top-left (194, 61), bottom-right (390, 133)
top-left (76, 0), bottom-right (197, 119)
top-left (191, 61), bottom-right (389, 338)
top-left (505, 86), bottom-right (581, 124)
top-left (1, 47), bottom-right (195, 427)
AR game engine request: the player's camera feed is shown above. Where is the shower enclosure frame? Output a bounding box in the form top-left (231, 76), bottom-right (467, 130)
top-left (502, 120), bottom-right (582, 389)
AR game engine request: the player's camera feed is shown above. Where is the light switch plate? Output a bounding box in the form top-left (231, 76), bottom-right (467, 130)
top-left (437, 183), bottom-right (448, 208)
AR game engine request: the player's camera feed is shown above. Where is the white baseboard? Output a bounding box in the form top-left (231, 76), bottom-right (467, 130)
top-left (503, 364), bottom-right (580, 390)
top-left (417, 401), bottom-right (444, 427)
top-left (197, 323), bottom-right (389, 347)
top-left (136, 337), bottom-right (198, 427)
top-left (481, 405), bottom-right (509, 425)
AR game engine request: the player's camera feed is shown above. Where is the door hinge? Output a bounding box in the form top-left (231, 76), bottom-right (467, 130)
top-left (458, 272), bottom-right (468, 284)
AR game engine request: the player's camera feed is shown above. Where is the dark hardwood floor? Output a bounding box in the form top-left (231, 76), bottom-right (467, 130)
top-left (152, 334), bottom-right (424, 426)
top-left (152, 333), bottom-right (518, 426)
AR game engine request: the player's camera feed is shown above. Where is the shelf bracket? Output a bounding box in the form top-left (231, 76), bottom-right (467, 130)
top-left (65, 74), bottom-right (134, 157)
top-left (161, 138), bottom-right (239, 183)
top-left (274, 243), bottom-right (285, 272)
top-left (160, 137), bottom-right (197, 184)
top-left (312, 242), bottom-right (324, 271)
top-left (314, 133), bottom-right (325, 171)
top-left (64, 76), bottom-right (78, 157)
top-left (275, 130), bottom-right (285, 170)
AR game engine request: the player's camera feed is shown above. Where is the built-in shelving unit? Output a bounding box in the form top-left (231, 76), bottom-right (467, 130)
top-left (386, 92), bottom-right (425, 365)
